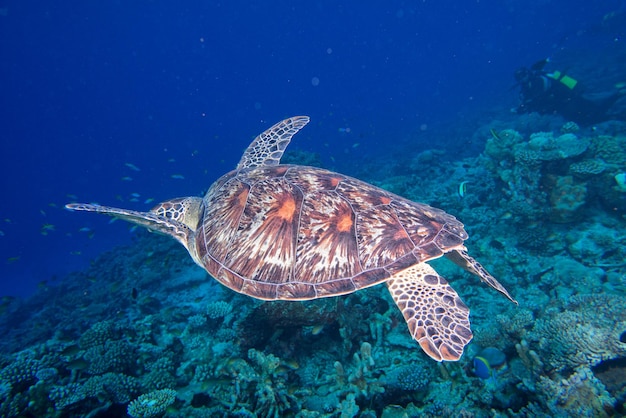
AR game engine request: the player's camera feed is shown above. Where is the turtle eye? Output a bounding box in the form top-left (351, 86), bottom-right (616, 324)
top-left (620, 330), bottom-right (626, 344)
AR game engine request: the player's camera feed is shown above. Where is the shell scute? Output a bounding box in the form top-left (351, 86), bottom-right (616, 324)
top-left (202, 165), bottom-right (470, 298)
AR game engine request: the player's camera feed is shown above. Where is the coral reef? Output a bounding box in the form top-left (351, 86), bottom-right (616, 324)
top-left (1, 115), bottom-right (626, 417)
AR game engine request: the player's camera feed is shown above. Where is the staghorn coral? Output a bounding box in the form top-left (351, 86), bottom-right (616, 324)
top-left (127, 388), bottom-right (177, 418)
top-left (514, 149), bottom-right (542, 167)
top-left (79, 320), bottom-right (118, 350)
top-left (49, 382), bottom-right (85, 409)
top-left (206, 301), bottom-right (233, 320)
top-left (0, 353), bottom-right (39, 391)
top-left (84, 339), bottom-right (136, 375)
top-left (143, 357), bottom-right (177, 391)
top-left (82, 372), bottom-right (141, 404)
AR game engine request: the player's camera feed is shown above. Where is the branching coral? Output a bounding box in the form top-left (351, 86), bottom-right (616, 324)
top-left (127, 388), bottom-right (177, 418)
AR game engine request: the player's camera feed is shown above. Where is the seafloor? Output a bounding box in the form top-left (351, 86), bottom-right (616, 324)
top-left (2, 114), bottom-right (626, 417)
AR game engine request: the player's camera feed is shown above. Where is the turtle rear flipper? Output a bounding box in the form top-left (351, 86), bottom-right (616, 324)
top-left (446, 249), bottom-right (517, 304)
top-left (386, 263), bottom-right (473, 361)
top-left (65, 203), bottom-right (193, 251)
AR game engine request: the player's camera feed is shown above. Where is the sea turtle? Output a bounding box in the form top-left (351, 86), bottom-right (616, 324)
top-left (66, 116), bottom-right (516, 361)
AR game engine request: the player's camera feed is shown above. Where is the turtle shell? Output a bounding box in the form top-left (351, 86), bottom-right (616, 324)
top-left (196, 165), bottom-right (468, 300)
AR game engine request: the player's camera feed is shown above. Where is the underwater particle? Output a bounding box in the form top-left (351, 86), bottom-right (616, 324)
top-left (326, 47), bottom-right (332, 54)
top-left (311, 76), bottom-right (320, 86)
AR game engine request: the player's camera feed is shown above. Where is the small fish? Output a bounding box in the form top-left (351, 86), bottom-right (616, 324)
top-left (66, 358), bottom-right (89, 371)
top-left (489, 128), bottom-right (501, 140)
top-left (310, 325), bottom-right (325, 335)
top-left (41, 224), bottom-right (55, 235)
top-left (125, 162), bottom-right (141, 171)
top-left (131, 287), bottom-right (138, 300)
top-left (168, 158), bottom-right (176, 163)
top-left (171, 174), bottom-right (185, 180)
top-left (121, 176), bottom-right (133, 181)
top-left (66, 194), bottom-right (78, 200)
top-left (284, 359), bottom-right (300, 370)
top-left (130, 192), bottom-right (141, 198)
top-left (458, 181), bottom-right (470, 198)
top-left (0, 230), bottom-right (4, 236)
top-left (60, 344), bottom-right (81, 357)
top-left (70, 251), bottom-right (82, 255)
top-left (473, 356), bottom-right (493, 380)
top-left (78, 227), bottom-right (92, 233)
top-left (6, 256), bottom-right (20, 264)
top-left (352, 142), bottom-right (360, 148)
top-left (129, 198), bottom-right (139, 202)
top-left (144, 198), bottom-right (155, 204)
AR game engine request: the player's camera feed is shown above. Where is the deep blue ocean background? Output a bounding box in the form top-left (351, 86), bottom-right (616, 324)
top-left (3, 2), bottom-right (626, 417)
top-left (2, 0), bottom-right (623, 298)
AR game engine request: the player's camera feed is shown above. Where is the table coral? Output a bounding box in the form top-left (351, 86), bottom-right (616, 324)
top-left (570, 159), bottom-right (607, 177)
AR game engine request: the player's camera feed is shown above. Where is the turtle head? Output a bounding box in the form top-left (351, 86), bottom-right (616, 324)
top-left (66, 197), bottom-right (205, 267)
top-left (150, 197), bottom-right (204, 232)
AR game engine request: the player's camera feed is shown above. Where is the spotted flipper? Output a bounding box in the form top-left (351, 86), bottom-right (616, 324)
top-left (236, 116), bottom-right (310, 170)
top-left (446, 249), bottom-right (517, 304)
top-left (386, 263), bottom-right (473, 361)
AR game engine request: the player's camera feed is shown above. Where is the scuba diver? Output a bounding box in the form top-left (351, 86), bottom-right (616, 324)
top-left (514, 58), bottom-right (624, 125)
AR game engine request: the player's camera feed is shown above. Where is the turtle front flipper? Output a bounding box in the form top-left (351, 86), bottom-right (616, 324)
top-left (386, 263), bottom-right (473, 362)
top-left (446, 249), bottom-right (517, 304)
top-left (65, 203), bottom-right (194, 252)
top-left (236, 116), bottom-right (310, 169)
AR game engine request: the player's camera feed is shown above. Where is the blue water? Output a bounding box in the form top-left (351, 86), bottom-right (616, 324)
top-left (3, 2), bottom-right (626, 417)
top-left (0, 1), bottom-right (622, 297)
